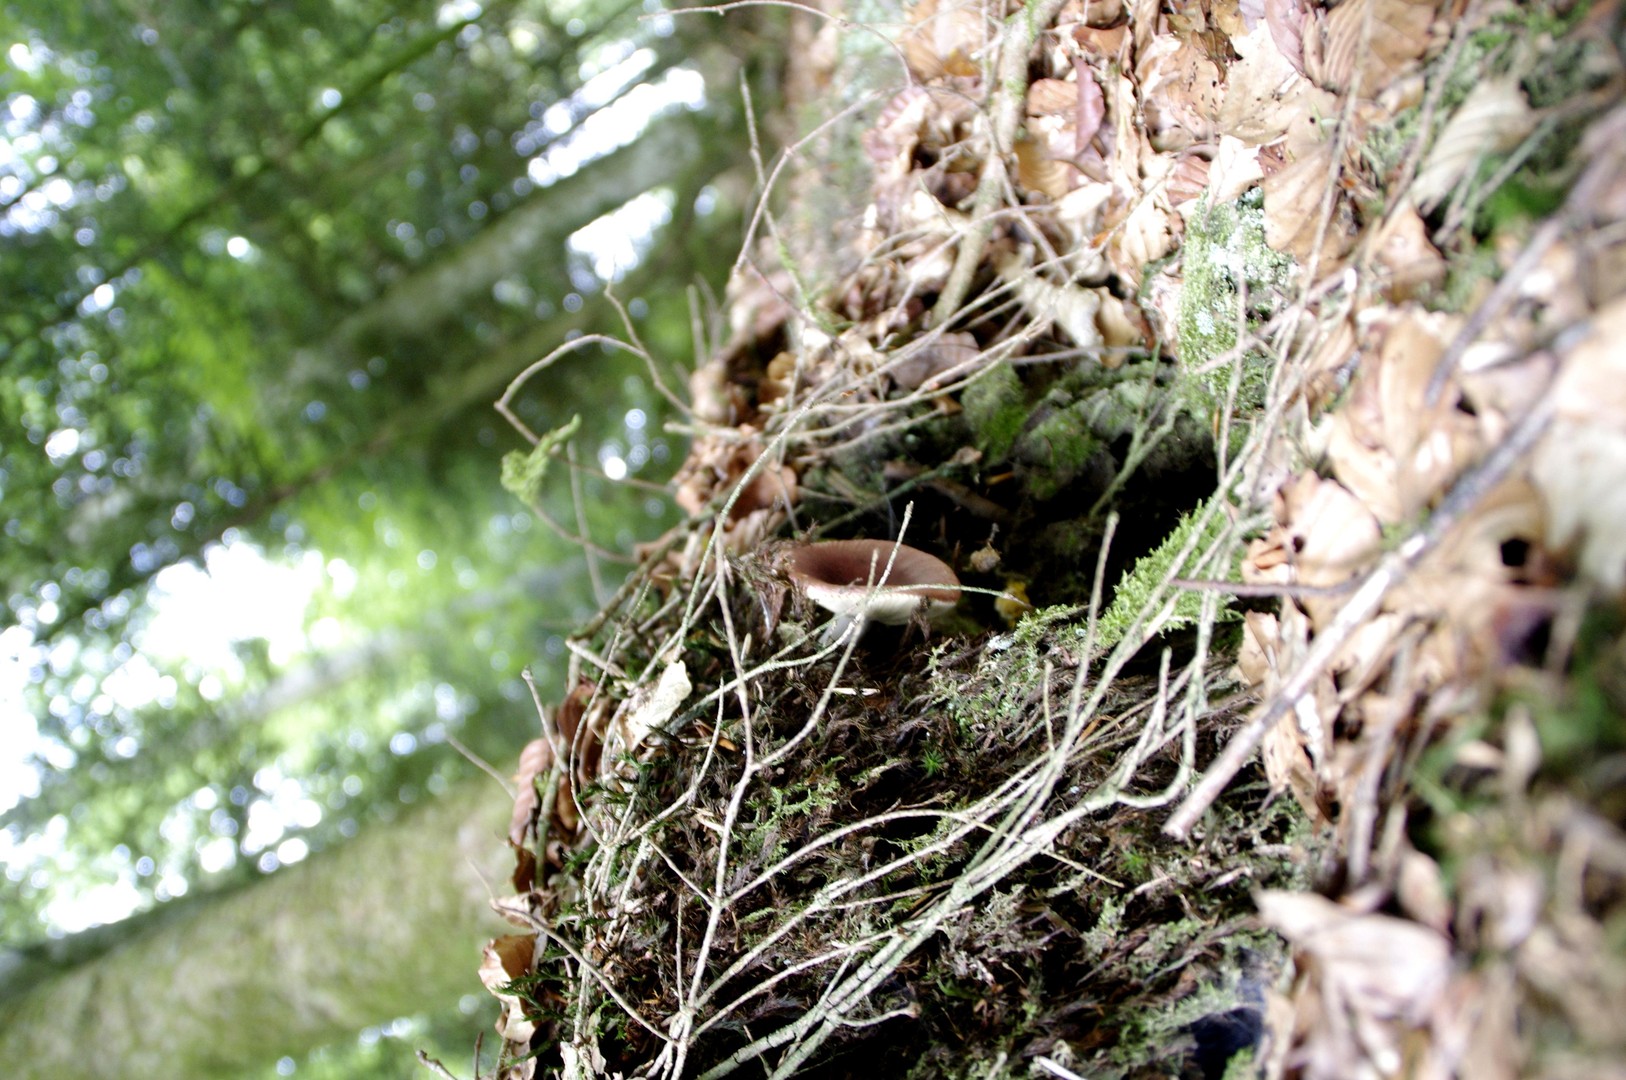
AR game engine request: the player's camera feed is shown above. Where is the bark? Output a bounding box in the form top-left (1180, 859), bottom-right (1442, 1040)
top-left (0, 779), bottom-right (513, 1080)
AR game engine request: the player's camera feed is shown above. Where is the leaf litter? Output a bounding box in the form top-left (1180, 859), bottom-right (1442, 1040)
top-left (458, 1), bottom-right (1626, 1077)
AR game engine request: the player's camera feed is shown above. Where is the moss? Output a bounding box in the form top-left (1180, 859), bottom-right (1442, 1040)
top-left (1094, 496), bottom-right (1243, 652)
top-left (1176, 190), bottom-right (1295, 412)
top-left (1012, 400), bottom-right (1102, 501)
top-left (961, 360), bottom-right (1028, 461)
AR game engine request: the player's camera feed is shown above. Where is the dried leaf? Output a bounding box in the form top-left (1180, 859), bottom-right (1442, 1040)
top-left (1075, 63), bottom-right (1106, 151)
top-left (608, 659), bottom-right (692, 765)
top-left (1531, 295), bottom-right (1626, 589)
top-left (902, 0), bottom-right (988, 80)
top-left (1026, 77), bottom-right (1077, 117)
top-left (891, 330), bottom-right (981, 390)
top-left (998, 252), bottom-right (1105, 348)
top-left (1411, 78), bottom-right (1536, 212)
top-left (1136, 34), bottom-right (1222, 150)
top-left (1369, 205), bottom-right (1448, 300)
top-left (1326, 311), bottom-right (1483, 524)
top-left (1015, 133), bottom-right (1078, 200)
top-left (1217, 25), bottom-right (1338, 151)
top-left (1264, 0), bottom-right (1310, 74)
top-left (1206, 134), bottom-right (1265, 206)
top-left (479, 934), bottom-right (539, 1043)
top-left (508, 737), bottom-right (553, 846)
top-left (1108, 191), bottom-right (1180, 289)
top-left (1306, 0), bottom-right (1438, 95)
top-left (1249, 471), bottom-right (1382, 629)
top-left (1259, 890), bottom-right (1453, 1080)
top-left (1263, 142), bottom-right (1355, 269)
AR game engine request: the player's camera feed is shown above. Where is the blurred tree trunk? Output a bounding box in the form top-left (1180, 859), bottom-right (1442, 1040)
top-left (0, 780), bottom-right (512, 1079)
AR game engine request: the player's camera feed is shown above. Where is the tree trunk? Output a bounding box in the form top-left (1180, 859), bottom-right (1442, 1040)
top-left (0, 779), bottom-right (513, 1079)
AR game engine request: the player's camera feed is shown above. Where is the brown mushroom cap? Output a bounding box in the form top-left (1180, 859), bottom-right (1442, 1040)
top-left (783, 539), bottom-right (961, 626)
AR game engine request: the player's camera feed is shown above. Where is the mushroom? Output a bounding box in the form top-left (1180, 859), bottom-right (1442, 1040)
top-left (783, 539), bottom-right (960, 638)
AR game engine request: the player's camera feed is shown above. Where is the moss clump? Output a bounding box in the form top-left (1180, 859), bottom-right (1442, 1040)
top-left (1176, 190), bottom-right (1295, 411)
top-left (1012, 400), bottom-right (1103, 501)
top-left (499, 414), bottom-right (581, 511)
top-left (1095, 497), bottom-right (1244, 652)
top-left (962, 361), bottom-right (1027, 461)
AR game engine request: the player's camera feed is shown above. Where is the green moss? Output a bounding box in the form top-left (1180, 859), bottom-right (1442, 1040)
top-left (961, 361), bottom-right (1027, 461)
top-left (928, 604), bottom-right (1082, 740)
top-left (1012, 400), bottom-right (1101, 500)
top-left (1094, 497), bottom-right (1241, 652)
top-left (1176, 191), bottom-right (1295, 413)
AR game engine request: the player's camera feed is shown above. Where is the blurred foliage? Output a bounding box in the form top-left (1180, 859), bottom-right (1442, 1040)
top-left (0, 0), bottom-right (768, 1001)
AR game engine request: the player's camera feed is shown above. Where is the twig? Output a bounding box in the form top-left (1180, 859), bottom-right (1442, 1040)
top-left (415, 1050), bottom-right (461, 1079)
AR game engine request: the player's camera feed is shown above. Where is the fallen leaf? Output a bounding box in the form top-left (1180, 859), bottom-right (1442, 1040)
top-left (1259, 889), bottom-right (1453, 1080)
top-left (1306, 0), bottom-right (1439, 95)
top-left (1217, 25), bottom-right (1337, 153)
top-left (1530, 295), bottom-right (1626, 589)
top-left (901, 0), bottom-right (988, 80)
top-left (1369, 205), bottom-right (1448, 300)
top-left (479, 934), bottom-right (539, 1042)
top-left (608, 658), bottom-right (692, 765)
top-left (508, 737), bottom-right (554, 847)
top-left (1263, 141), bottom-right (1355, 270)
top-left (1412, 78), bottom-right (1536, 212)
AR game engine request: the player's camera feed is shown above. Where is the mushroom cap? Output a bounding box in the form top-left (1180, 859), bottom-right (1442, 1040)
top-left (783, 539), bottom-right (961, 625)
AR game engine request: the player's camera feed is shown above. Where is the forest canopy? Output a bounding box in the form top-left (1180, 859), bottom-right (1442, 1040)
top-left (0, 0), bottom-right (770, 1072)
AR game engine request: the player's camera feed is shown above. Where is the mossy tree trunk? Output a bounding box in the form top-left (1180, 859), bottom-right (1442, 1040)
top-left (0, 781), bottom-right (511, 1080)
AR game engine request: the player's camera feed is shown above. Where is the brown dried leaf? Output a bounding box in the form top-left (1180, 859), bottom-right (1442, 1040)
top-left (1257, 471), bottom-right (1383, 629)
top-left (1217, 25), bottom-right (1338, 151)
top-left (1206, 134), bottom-right (1265, 207)
top-left (1327, 310), bottom-right (1483, 523)
top-left (1264, 0), bottom-right (1310, 73)
top-left (1094, 294), bottom-right (1148, 359)
top-left (998, 252), bottom-right (1105, 347)
top-left (1259, 890), bottom-right (1453, 1080)
top-left (1075, 63), bottom-right (1106, 151)
top-left (479, 934), bottom-right (539, 1043)
top-left (1015, 134), bottom-right (1078, 200)
top-left (1073, 21), bottom-right (1128, 58)
top-left (1136, 34), bottom-right (1223, 150)
top-left (508, 737), bottom-right (553, 846)
top-left (1369, 205), bottom-right (1448, 300)
top-left (1412, 77), bottom-right (1536, 212)
top-left (1026, 77), bottom-right (1077, 117)
top-left (1531, 295), bottom-right (1626, 589)
top-left (902, 0), bottom-right (988, 80)
top-left (1397, 844), bottom-right (1452, 935)
top-left (605, 658), bottom-right (692, 775)
top-left (1074, 0), bottom-right (1126, 29)
top-left (1263, 142), bottom-right (1355, 270)
top-left (1108, 191), bottom-right (1180, 289)
top-left (891, 330), bottom-right (981, 390)
top-left (1306, 0), bottom-right (1439, 95)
